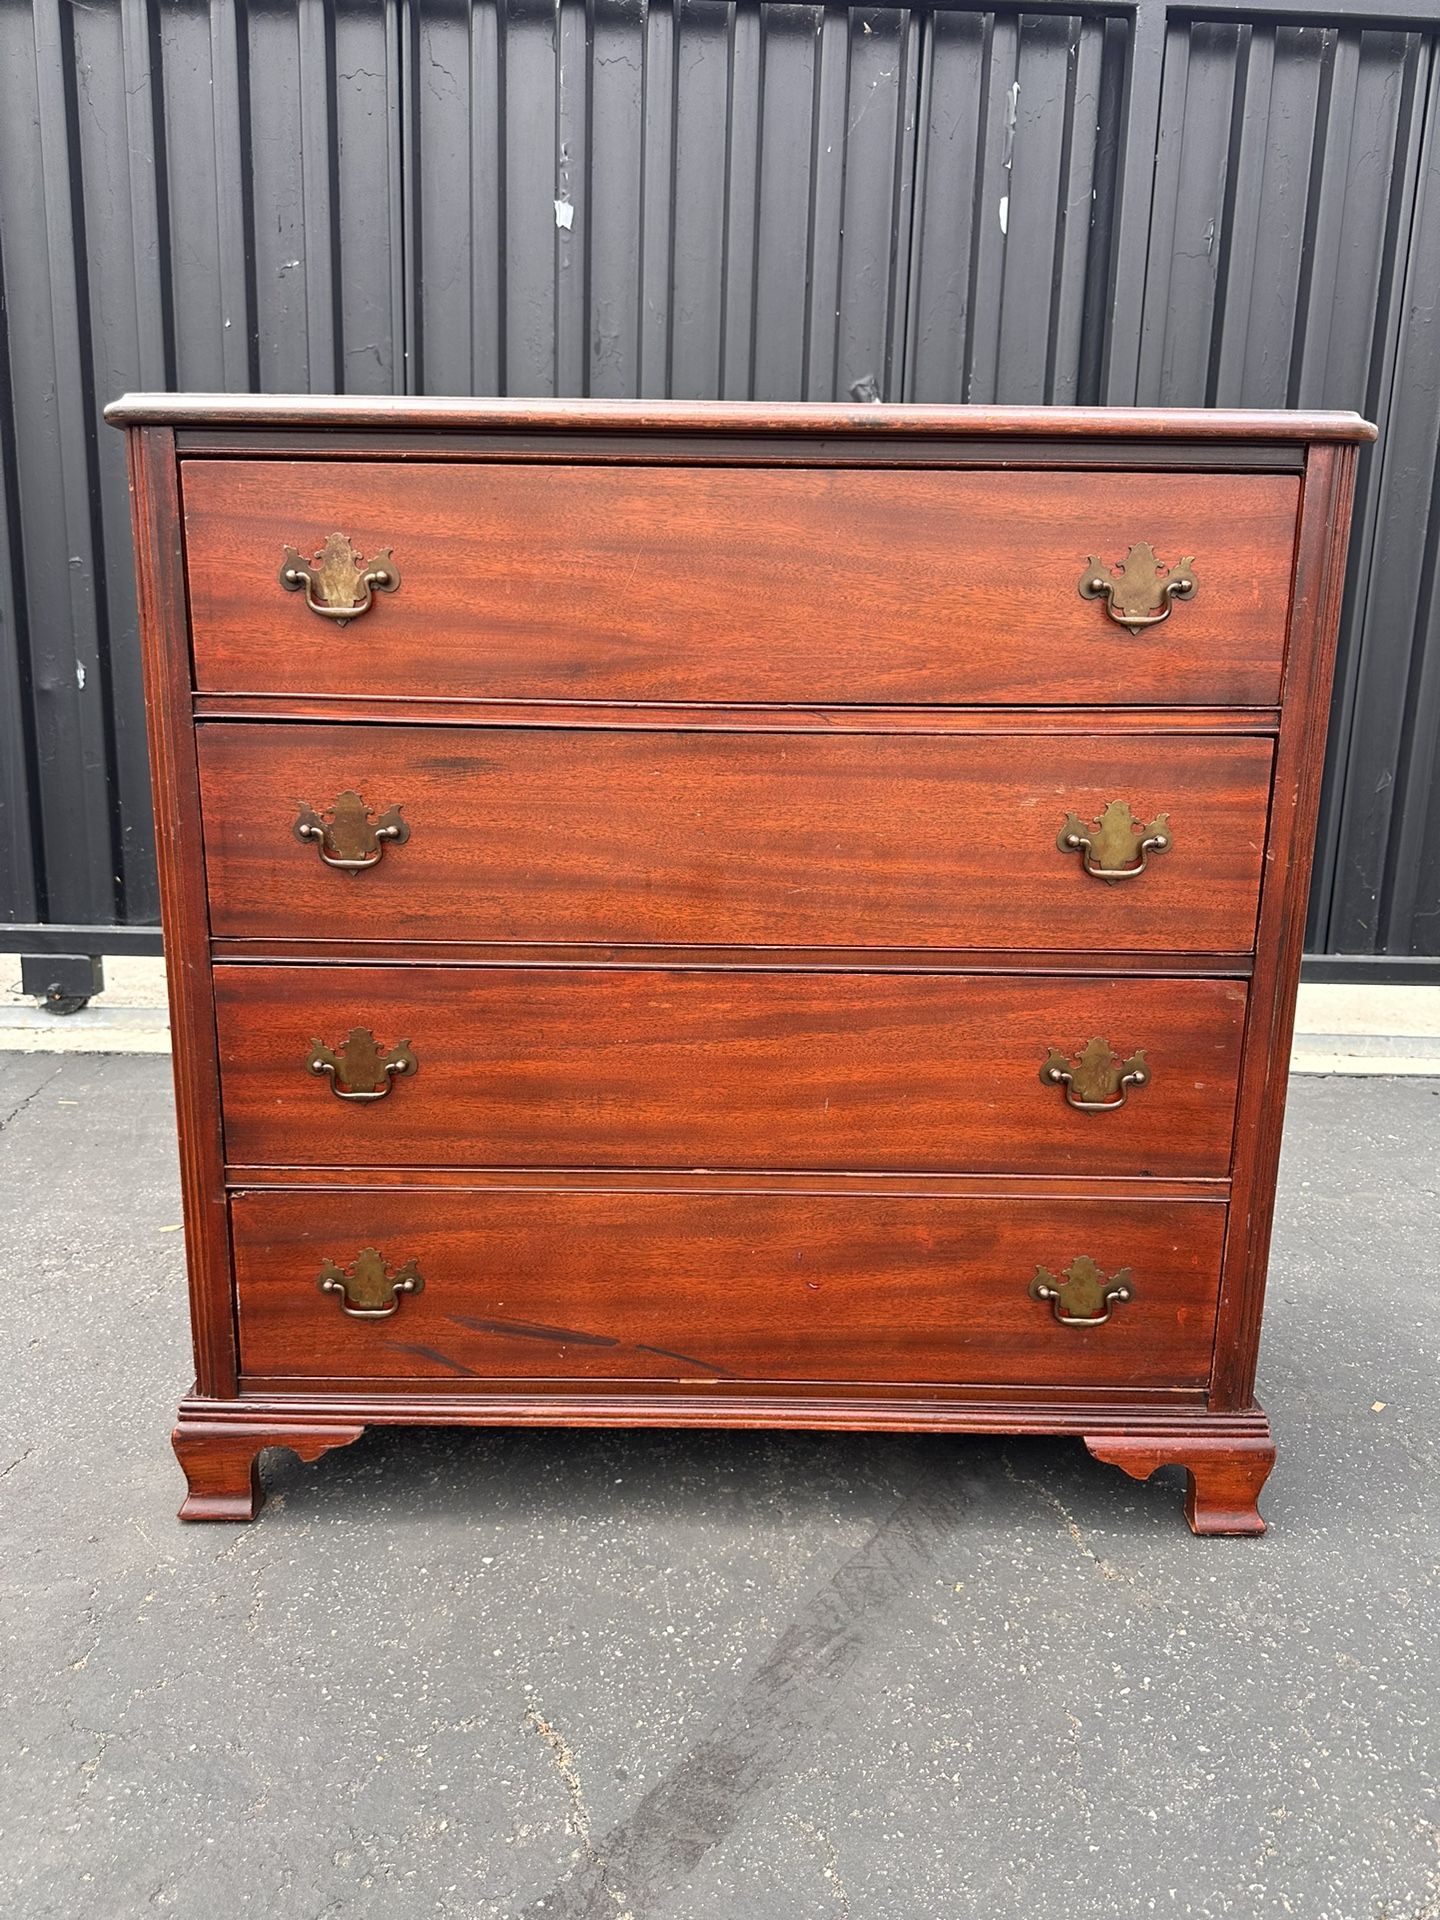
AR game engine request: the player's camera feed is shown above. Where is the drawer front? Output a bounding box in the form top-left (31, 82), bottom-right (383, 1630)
top-left (216, 966), bottom-right (1247, 1177)
top-left (198, 725), bottom-right (1273, 952)
top-left (232, 1188), bottom-right (1226, 1388)
top-left (182, 459), bottom-right (1297, 706)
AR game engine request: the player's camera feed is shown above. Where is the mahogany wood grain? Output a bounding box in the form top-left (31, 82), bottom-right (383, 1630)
top-left (1084, 1427), bottom-right (1276, 1535)
top-left (181, 460), bottom-right (1298, 706)
top-left (197, 724), bottom-right (1274, 952)
top-left (177, 434), bottom-right (1310, 471)
top-left (127, 428), bottom-right (237, 1397)
top-left (191, 694), bottom-right (1284, 734)
top-left (192, 1389), bottom-right (1278, 1427)
top-left (213, 964), bottom-right (1247, 1177)
top-left (213, 941), bottom-right (1254, 976)
top-left (230, 1187), bottom-right (1226, 1390)
top-left (228, 1168), bottom-right (1227, 1201)
top-left (108, 392), bottom-right (1377, 440)
top-left (1210, 440), bottom-right (1362, 1409)
top-left (171, 1392), bottom-right (1271, 1527)
top-left (110, 398), bottom-right (1370, 1531)
top-left (171, 1417), bottom-right (364, 1521)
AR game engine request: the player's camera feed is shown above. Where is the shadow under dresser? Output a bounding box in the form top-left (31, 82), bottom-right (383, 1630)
top-left (106, 395), bottom-right (1374, 1531)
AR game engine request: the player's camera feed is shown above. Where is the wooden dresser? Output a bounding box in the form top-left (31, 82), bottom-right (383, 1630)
top-left (108, 395), bottom-right (1372, 1532)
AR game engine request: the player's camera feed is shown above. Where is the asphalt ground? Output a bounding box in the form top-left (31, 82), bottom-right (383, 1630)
top-left (2, 1055), bottom-right (1435, 1919)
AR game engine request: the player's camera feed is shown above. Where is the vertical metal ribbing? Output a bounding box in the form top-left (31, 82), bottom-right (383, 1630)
top-left (1307, 33), bottom-right (1434, 952)
top-left (0, 131), bottom-right (41, 928)
top-left (0, 1), bottom-right (1438, 966)
top-left (11, 1), bottom-right (114, 927)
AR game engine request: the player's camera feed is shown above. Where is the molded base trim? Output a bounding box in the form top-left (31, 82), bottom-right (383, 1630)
top-left (173, 1392), bottom-right (1274, 1532)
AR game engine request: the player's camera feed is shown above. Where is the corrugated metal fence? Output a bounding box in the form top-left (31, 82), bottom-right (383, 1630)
top-left (1, 0), bottom-right (1437, 973)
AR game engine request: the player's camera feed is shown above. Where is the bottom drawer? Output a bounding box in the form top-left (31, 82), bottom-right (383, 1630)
top-left (232, 1188), bottom-right (1225, 1390)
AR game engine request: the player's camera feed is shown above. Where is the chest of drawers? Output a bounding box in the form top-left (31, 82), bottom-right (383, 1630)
top-left (109, 395), bottom-right (1372, 1532)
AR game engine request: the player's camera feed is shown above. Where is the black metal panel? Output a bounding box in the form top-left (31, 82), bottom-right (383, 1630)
top-left (0, 0), bottom-right (1436, 969)
top-left (1134, 13), bottom-right (1439, 960)
top-left (69, 0), bottom-right (167, 927)
top-left (1316, 40), bottom-right (1440, 961)
top-left (906, 9), bottom-right (1126, 402)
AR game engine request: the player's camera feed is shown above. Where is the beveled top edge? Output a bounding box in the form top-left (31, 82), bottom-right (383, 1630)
top-left (105, 392), bottom-right (1378, 442)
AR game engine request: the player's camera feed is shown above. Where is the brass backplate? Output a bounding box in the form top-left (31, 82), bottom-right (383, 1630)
top-left (1057, 800), bottom-right (1171, 881)
top-left (293, 790), bottom-right (409, 869)
top-left (308, 1027), bottom-right (417, 1099)
top-left (316, 1247), bottom-right (424, 1318)
top-left (1078, 543), bottom-right (1198, 630)
top-left (280, 532), bottom-right (400, 623)
top-left (1029, 1255), bottom-right (1134, 1325)
top-left (1040, 1037), bottom-right (1150, 1109)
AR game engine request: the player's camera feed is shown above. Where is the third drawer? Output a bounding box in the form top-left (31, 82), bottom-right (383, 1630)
top-left (215, 965), bottom-right (1248, 1176)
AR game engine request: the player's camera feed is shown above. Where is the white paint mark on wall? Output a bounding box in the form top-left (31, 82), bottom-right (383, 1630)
top-left (998, 195), bottom-right (1009, 235)
top-left (1002, 81), bottom-right (1019, 171)
top-left (75, 661), bottom-right (86, 691)
top-left (554, 197), bottom-right (574, 231)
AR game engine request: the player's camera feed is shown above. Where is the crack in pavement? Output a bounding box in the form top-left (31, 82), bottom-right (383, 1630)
top-left (525, 1703), bottom-right (600, 1854)
top-left (793, 1815), bottom-right (853, 1918)
top-left (1001, 1451), bottom-right (1125, 1581)
top-left (517, 1459), bottom-right (970, 1919)
top-left (0, 1059), bottom-right (66, 1136)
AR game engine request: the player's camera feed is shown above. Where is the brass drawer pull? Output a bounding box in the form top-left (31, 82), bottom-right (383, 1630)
top-left (280, 532), bottom-right (400, 623)
top-left (308, 1027), bottom-right (416, 1101)
top-left (293, 791), bottom-right (409, 871)
top-left (1029, 1256), bottom-right (1133, 1327)
top-left (1078, 543), bottom-right (1197, 631)
top-left (317, 1247), bottom-right (424, 1319)
top-left (1058, 800), bottom-right (1170, 882)
top-left (1040, 1038), bottom-right (1149, 1112)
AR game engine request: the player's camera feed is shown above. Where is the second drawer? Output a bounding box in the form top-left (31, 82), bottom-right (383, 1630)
top-left (199, 725), bottom-right (1273, 952)
top-left (215, 966), bottom-right (1248, 1176)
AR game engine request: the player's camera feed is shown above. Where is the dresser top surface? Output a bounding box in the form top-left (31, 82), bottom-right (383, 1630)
top-left (106, 392), bottom-right (1377, 442)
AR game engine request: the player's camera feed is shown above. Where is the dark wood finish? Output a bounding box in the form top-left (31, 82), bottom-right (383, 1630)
top-left (171, 1417), bottom-right (365, 1521)
top-left (112, 397), bottom-right (1367, 1531)
top-left (182, 459), bottom-right (1297, 707)
top-left (213, 941), bottom-right (1255, 977)
top-left (1084, 1424), bottom-right (1277, 1535)
top-left (175, 433), bottom-right (1315, 471)
top-left (186, 1387), bottom-right (1268, 1425)
top-left (1210, 442), bottom-right (1361, 1409)
top-left (192, 695), bottom-right (1283, 734)
top-left (214, 965), bottom-right (1247, 1177)
top-left (197, 724), bottom-right (1273, 952)
top-left (167, 1390), bottom-right (1273, 1526)
top-left (127, 429), bottom-right (237, 1398)
top-left (229, 1187), bottom-right (1226, 1390)
top-left (226, 1167), bottom-right (1227, 1201)
top-left (107, 393), bottom-right (1377, 440)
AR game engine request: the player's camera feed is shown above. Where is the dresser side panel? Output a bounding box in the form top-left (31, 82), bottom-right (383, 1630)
top-left (127, 426), bottom-right (237, 1396)
top-left (1211, 441), bottom-right (1361, 1408)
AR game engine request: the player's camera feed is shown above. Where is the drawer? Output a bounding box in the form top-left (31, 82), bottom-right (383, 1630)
top-left (232, 1188), bottom-right (1225, 1388)
top-left (215, 966), bottom-right (1247, 1177)
top-left (181, 459), bottom-right (1297, 707)
top-left (198, 725), bottom-right (1273, 952)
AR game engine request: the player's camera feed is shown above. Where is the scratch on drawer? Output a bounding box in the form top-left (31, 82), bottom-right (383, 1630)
top-left (448, 1313), bottom-right (735, 1376)
top-left (384, 1342), bottom-right (481, 1377)
top-left (450, 1312), bottom-right (618, 1348)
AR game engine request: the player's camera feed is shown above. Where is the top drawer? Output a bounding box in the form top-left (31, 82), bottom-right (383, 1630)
top-left (180, 460), bottom-right (1298, 707)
